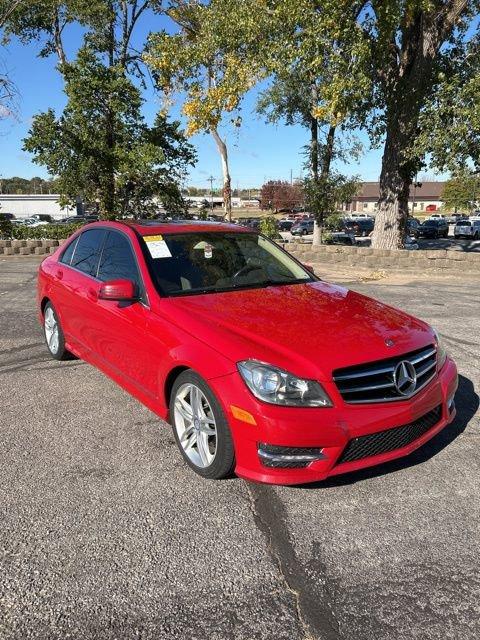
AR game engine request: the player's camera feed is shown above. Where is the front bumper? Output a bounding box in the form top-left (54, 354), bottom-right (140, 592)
top-left (212, 357), bottom-right (458, 485)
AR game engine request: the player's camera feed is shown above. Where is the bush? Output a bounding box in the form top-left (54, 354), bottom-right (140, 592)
top-left (0, 219), bottom-right (12, 239)
top-left (259, 216), bottom-right (278, 238)
top-left (324, 213), bottom-right (343, 231)
top-left (7, 223), bottom-right (83, 240)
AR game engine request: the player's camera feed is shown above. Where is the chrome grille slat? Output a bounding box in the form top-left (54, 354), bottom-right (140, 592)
top-left (333, 344), bottom-right (437, 404)
top-left (416, 359), bottom-right (436, 377)
top-left (409, 347), bottom-right (436, 364)
top-left (333, 365), bottom-right (394, 381)
top-left (337, 381), bottom-right (395, 394)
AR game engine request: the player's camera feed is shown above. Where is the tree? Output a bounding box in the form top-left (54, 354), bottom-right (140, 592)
top-left (416, 36), bottom-right (480, 176)
top-left (168, 1), bottom-right (480, 249)
top-left (146, 0), bottom-right (250, 221)
top-left (24, 46), bottom-right (194, 217)
top-left (5, 1), bottom-right (195, 218)
top-left (442, 172), bottom-right (480, 212)
top-left (259, 181), bottom-right (303, 212)
top-left (303, 173), bottom-right (360, 242)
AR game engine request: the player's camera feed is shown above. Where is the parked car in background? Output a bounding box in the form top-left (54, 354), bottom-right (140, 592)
top-left (330, 232), bottom-right (356, 245)
top-left (446, 213), bottom-right (465, 224)
top-left (38, 219), bottom-right (458, 485)
top-left (278, 219), bottom-right (294, 232)
top-left (344, 218), bottom-right (374, 237)
top-left (405, 236), bottom-right (419, 250)
top-left (31, 214), bottom-right (54, 223)
top-left (57, 215), bottom-right (99, 225)
top-left (23, 217), bottom-right (49, 227)
top-left (416, 219), bottom-right (449, 239)
top-left (291, 219), bottom-right (314, 236)
top-left (0, 212), bottom-right (15, 220)
top-left (454, 219), bottom-right (480, 239)
top-left (406, 217), bottom-right (421, 237)
top-left (348, 213), bottom-right (374, 221)
top-left (427, 213), bottom-right (446, 220)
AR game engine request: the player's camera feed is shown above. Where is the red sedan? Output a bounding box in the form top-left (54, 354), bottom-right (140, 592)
top-left (37, 220), bottom-right (458, 485)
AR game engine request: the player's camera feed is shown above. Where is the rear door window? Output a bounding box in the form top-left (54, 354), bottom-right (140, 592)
top-left (70, 228), bottom-right (107, 277)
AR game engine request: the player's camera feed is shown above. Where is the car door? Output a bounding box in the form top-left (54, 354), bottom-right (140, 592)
top-left (94, 230), bottom-right (161, 398)
top-left (51, 228), bottom-right (107, 353)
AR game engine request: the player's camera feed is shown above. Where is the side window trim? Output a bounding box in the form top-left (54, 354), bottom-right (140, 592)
top-left (60, 234), bottom-right (80, 266)
top-left (63, 228), bottom-right (108, 281)
top-left (97, 229), bottom-right (149, 307)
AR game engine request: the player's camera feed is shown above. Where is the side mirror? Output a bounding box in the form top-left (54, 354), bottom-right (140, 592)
top-left (303, 263), bottom-right (315, 273)
top-left (98, 279), bottom-right (138, 302)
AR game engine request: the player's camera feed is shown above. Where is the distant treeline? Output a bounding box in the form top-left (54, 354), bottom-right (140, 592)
top-left (0, 177), bottom-right (60, 194)
top-left (185, 187), bottom-right (259, 198)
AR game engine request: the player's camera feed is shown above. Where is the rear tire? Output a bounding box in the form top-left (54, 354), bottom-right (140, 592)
top-left (170, 370), bottom-right (235, 480)
top-left (43, 301), bottom-right (72, 361)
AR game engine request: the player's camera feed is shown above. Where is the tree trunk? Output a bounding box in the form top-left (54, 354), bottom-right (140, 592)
top-left (371, 127), bottom-right (411, 249)
top-left (211, 127), bottom-right (232, 221)
top-left (313, 124), bottom-right (336, 246)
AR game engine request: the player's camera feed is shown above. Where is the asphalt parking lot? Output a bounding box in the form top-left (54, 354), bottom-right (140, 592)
top-left (1, 256), bottom-right (479, 640)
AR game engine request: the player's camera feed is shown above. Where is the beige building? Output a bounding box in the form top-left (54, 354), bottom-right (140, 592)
top-left (347, 182), bottom-right (444, 214)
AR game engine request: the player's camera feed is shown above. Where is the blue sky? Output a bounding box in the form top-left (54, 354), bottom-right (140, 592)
top-left (0, 11), bottom-right (428, 190)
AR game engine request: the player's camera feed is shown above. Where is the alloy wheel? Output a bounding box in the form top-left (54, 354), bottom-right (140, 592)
top-left (174, 383), bottom-right (217, 468)
top-left (44, 306), bottom-right (60, 355)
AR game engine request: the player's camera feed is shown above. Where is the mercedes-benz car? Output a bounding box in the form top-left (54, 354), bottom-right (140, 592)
top-left (37, 220), bottom-right (458, 485)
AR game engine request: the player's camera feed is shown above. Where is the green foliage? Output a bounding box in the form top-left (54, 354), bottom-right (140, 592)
top-left (1, 222), bottom-right (82, 240)
top-left (324, 213), bottom-right (343, 231)
top-left (441, 172), bottom-right (480, 212)
top-left (259, 216), bottom-right (278, 239)
top-left (23, 46), bottom-right (195, 219)
top-left (416, 38), bottom-right (480, 174)
top-left (303, 174), bottom-right (360, 224)
top-left (0, 176), bottom-right (59, 194)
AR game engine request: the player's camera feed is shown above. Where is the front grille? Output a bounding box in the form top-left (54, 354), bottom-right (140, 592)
top-left (258, 443), bottom-right (325, 468)
top-left (333, 345), bottom-right (437, 404)
top-left (336, 405), bottom-right (442, 465)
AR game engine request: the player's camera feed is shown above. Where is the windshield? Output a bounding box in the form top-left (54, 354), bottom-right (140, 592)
top-left (141, 232), bottom-right (314, 296)
top-left (423, 221), bottom-right (439, 227)
top-left (456, 221), bottom-right (470, 226)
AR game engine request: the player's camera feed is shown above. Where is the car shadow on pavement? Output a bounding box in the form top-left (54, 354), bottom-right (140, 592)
top-left (299, 374), bottom-right (478, 489)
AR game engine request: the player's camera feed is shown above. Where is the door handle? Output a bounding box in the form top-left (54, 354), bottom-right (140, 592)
top-left (56, 269), bottom-right (63, 280)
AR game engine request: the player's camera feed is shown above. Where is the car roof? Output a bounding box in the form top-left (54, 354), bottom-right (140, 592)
top-left (83, 219), bottom-right (251, 236)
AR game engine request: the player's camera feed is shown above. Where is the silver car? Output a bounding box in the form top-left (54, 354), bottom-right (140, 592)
top-left (454, 219), bottom-right (480, 239)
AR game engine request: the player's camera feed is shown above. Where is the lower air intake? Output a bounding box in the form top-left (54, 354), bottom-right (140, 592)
top-left (336, 405), bottom-right (442, 466)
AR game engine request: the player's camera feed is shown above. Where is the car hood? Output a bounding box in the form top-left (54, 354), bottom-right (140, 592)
top-left (164, 281), bottom-right (434, 380)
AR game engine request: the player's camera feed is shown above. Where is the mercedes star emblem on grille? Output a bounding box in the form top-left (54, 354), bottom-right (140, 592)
top-left (393, 360), bottom-right (417, 396)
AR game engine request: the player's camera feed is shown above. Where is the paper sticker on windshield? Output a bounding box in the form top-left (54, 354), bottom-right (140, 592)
top-left (144, 235), bottom-right (172, 259)
top-left (204, 243), bottom-right (213, 259)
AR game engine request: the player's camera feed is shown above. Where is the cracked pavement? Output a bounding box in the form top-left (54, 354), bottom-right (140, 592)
top-left (1, 257), bottom-right (479, 639)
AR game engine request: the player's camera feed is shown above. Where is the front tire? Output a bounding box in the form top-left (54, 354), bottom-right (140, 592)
top-left (170, 370), bottom-right (235, 480)
top-left (43, 301), bottom-right (71, 360)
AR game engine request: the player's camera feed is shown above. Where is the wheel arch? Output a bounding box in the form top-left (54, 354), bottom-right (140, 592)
top-left (40, 296), bottom-right (51, 316)
top-left (164, 365), bottom-right (191, 410)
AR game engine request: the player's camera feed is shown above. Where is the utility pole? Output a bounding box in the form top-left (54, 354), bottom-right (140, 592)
top-left (208, 175), bottom-right (215, 213)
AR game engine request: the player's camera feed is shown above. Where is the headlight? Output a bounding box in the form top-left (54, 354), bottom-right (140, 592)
top-left (433, 329), bottom-right (447, 370)
top-left (237, 360), bottom-right (332, 407)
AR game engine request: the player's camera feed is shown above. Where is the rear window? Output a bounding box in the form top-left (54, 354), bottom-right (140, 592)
top-left (456, 220), bottom-right (471, 226)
